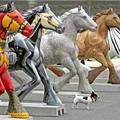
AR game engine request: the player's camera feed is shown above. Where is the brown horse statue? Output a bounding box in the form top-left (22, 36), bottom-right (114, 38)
top-left (47, 8), bottom-right (120, 84)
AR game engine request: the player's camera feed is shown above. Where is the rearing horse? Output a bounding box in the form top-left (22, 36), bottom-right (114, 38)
top-left (0, 3), bottom-right (33, 118)
top-left (7, 4), bottom-right (65, 106)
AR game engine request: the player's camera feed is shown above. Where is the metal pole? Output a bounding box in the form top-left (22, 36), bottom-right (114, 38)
top-left (87, 0), bottom-right (92, 16)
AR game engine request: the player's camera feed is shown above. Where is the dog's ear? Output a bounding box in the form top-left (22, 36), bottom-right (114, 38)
top-left (91, 92), bottom-right (98, 101)
top-left (90, 91), bottom-right (94, 96)
top-left (90, 91), bottom-right (98, 98)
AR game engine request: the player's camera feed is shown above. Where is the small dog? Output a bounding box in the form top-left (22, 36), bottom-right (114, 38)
top-left (72, 92), bottom-right (98, 110)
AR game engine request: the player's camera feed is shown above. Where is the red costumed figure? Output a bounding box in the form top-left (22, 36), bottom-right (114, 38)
top-left (0, 3), bottom-right (33, 118)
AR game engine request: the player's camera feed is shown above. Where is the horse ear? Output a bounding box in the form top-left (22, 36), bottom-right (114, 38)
top-left (46, 3), bottom-right (50, 11)
top-left (108, 8), bottom-right (114, 14)
top-left (78, 6), bottom-right (84, 11)
top-left (78, 5), bottom-right (82, 11)
top-left (42, 3), bottom-right (47, 12)
top-left (81, 6), bottom-right (83, 10)
top-left (7, 2), bottom-right (15, 11)
top-left (7, 3), bottom-right (12, 11)
top-left (11, 2), bottom-right (15, 6)
top-left (46, 3), bottom-right (49, 8)
top-left (58, 16), bottom-right (61, 19)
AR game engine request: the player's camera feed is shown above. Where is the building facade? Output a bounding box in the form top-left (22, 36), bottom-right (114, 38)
top-left (1, 0), bottom-right (120, 16)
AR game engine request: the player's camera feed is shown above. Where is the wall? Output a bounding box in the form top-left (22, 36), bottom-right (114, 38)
top-left (1, 0), bottom-right (120, 15)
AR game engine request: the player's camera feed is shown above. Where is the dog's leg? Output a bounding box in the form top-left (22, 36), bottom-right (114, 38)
top-left (72, 102), bottom-right (78, 109)
top-left (72, 103), bottom-right (75, 109)
top-left (86, 103), bottom-right (90, 110)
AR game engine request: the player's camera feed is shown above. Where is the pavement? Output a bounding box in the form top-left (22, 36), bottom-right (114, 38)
top-left (0, 58), bottom-right (120, 120)
top-left (35, 92), bottom-right (120, 120)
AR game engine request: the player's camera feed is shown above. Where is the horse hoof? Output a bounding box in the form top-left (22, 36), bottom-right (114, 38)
top-left (53, 85), bottom-right (59, 93)
top-left (88, 79), bottom-right (94, 84)
top-left (108, 81), bottom-right (120, 84)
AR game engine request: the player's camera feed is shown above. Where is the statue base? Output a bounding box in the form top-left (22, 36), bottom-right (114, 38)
top-left (0, 115), bottom-right (33, 120)
top-left (0, 101), bottom-right (66, 117)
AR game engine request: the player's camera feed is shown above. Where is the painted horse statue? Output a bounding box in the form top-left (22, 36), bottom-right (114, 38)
top-left (107, 27), bottom-right (120, 58)
top-left (0, 3), bottom-right (33, 118)
top-left (7, 6), bottom-right (98, 103)
top-left (7, 4), bottom-right (65, 105)
top-left (77, 8), bottom-right (120, 84)
top-left (17, 6), bottom-right (97, 94)
top-left (49, 8), bottom-right (120, 84)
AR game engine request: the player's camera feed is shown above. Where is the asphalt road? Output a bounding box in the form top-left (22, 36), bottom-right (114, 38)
top-left (33, 69), bottom-right (120, 120)
top-left (1, 60), bottom-right (120, 120)
top-left (34, 91), bottom-right (120, 120)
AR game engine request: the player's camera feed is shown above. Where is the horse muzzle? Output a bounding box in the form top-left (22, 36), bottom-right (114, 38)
top-left (56, 24), bottom-right (65, 34)
top-left (90, 23), bottom-right (97, 32)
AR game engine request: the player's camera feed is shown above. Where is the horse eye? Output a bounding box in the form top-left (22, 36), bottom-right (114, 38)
top-left (113, 16), bottom-right (117, 19)
top-left (48, 16), bottom-right (52, 20)
top-left (82, 16), bottom-right (87, 19)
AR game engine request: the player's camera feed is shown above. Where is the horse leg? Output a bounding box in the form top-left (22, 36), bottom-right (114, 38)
top-left (88, 66), bottom-right (106, 84)
top-left (53, 57), bottom-right (77, 93)
top-left (14, 35), bottom-right (32, 66)
top-left (10, 71), bottom-right (28, 85)
top-left (73, 58), bottom-right (94, 93)
top-left (105, 55), bottom-right (120, 84)
top-left (16, 60), bottom-right (41, 101)
top-left (88, 53), bottom-right (109, 84)
top-left (46, 60), bottom-right (86, 77)
top-left (47, 64), bottom-right (65, 77)
top-left (37, 63), bottom-right (62, 106)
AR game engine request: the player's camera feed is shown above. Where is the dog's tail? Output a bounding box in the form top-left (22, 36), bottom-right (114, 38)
top-left (72, 93), bottom-right (78, 109)
top-left (75, 93), bottom-right (78, 97)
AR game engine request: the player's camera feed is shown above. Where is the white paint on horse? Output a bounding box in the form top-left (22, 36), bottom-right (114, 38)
top-left (40, 6), bottom-right (97, 93)
top-left (107, 28), bottom-right (120, 58)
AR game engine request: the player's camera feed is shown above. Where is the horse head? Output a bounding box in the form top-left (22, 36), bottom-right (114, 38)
top-left (72, 6), bottom-right (97, 32)
top-left (32, 4), bottom-right (65, 34)
top-left (93, 8), bottom-right (120, 29)
top-left (105, 8), bottom-right (120, 29)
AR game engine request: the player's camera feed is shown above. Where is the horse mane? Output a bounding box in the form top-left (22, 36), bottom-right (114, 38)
top-left (60, 7), bottom-right (79, 21)
top-left (93, 8), bottom-right (114, 21)
top-left (118, 14), bottom-right (120, 18)
top-left (22, 5), bottom-right (43, 23)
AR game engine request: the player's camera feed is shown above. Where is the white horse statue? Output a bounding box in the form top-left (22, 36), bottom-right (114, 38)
top-left (40, 6), bottom-right (97, 93)
top-left (7, 6), bottom-right (97, 102)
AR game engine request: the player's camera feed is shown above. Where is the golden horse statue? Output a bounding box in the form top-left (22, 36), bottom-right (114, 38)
top-left (47, 8), bottom-right (120, 84)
